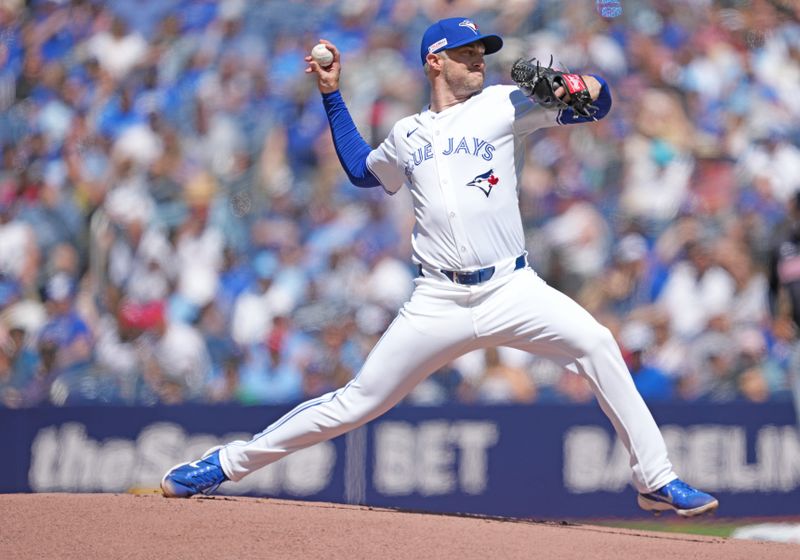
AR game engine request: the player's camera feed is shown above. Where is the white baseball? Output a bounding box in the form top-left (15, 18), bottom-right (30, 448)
top-left (311, 43), bottom-right (334, 68)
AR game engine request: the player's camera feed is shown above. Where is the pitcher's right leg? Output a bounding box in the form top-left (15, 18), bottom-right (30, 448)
top-left (218, 284), bottom-right (477, 482)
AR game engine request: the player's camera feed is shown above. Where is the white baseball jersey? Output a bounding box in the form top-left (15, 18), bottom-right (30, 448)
top-left (217, 83), bottom-right (679, 499)
top-left (366, 85), bottom-right (557, 272)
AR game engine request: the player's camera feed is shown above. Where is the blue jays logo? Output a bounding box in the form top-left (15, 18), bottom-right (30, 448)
top-left (459, 20), bottom-right (479, 34)
top-left (467, 169), bottom-right (499, 197)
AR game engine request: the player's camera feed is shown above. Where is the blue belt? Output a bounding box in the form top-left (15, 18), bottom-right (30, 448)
top-left (419, 254), bottom-right (527, 285)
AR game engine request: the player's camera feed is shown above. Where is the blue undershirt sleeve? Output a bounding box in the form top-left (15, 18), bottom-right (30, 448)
top-left (557, 74), bottom-right (612, 125)
top-left (322, 90), bottom-right (380, 188)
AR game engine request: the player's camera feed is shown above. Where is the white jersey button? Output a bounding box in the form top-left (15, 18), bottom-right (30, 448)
top-left (449, 212), bottom-right (455, 219)
top-left (460, 246), bottom-right (466, 252)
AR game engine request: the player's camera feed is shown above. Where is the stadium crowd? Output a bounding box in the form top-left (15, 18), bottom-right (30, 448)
top-left (0, 0), bottom-right (799, 407)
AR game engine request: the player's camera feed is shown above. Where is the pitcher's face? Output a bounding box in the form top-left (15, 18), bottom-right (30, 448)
top-left (440, 41), bottom-right (486, 98)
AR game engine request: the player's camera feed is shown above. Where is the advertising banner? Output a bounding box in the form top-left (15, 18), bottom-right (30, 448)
top-left (1, 402), bottom-right (798, 518)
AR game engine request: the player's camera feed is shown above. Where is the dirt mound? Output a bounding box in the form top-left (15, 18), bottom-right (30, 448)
top-left (1, 494), bottom-right (797, 559)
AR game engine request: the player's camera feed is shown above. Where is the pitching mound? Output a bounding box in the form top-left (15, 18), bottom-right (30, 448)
top-left (1, 494), bottom-right (797, 559)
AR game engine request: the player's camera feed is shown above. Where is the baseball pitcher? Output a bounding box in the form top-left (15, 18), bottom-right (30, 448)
top-left (162, 17), bottom-right (719, 517)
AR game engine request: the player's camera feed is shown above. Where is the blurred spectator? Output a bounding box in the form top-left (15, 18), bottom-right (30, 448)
top-left (468, 347), bottom-right (537, 405)
top-left (643, 308), bottom-right (688, 381)
top-left (554, 371), bottom-right (594, 404)
top-left (0, 318), bottom-right (38, 407)
top-left (620, 89), bottom-right (694, 232)
top-left (173, 171), bottom-right (223, 312)
top-left (93, 300), bottom-right (147, 404)
top-left (769, 191), bottom-right (800, 335)
top-left (733, 328), bottom-right (773, 403)
top-left (231, 250), bottom-right (281, 346)
top-left (236, 317), bottom-right (303, 405)
top-left (0, 201), bottom-right (40, 289)
top-left (407, 362), bottom-right (466, 406)
top-left (138, 299), bottom-right (211, 403)
top-left (302, 315), bottom-right (362, 398)
top-left (740, 131), bottom-right (800, 204)
top-left (17, 328), bottom-right (61, 406)
top-left (202, 306), bottom-right (242, 403)
top-left (580, 232), bottom-right (661, 316)
top-left (768, 190), bottom-right (800, 408)
top-left (716, 237), bottom-right (769, 329)
top-left (106, 207), bottom-right (174, 303)
top-left (541, 190), bottom-right (611, 296)
top-left (38, 273), bottom-right (92, 370)
top-left (681, 331), bottom-right (739, 401)
top-left (656, 237), bottom-right (736, 339)
top-left (618, 321), bottom-right (674, 402)
top-left (85, 15), bottom-right (148, 82)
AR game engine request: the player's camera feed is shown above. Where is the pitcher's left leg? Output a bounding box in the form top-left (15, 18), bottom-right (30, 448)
top-left (479, 269), bottom-right (675, 493)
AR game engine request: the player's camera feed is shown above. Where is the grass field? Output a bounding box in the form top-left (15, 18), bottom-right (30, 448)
top-left (596, 520), bottom-right (742, 538)
top-left (596, 518), bottom-right (800, 540)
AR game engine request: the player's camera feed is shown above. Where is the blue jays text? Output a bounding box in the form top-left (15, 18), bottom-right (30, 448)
top-left (411, 136), bottom-right (496, 166)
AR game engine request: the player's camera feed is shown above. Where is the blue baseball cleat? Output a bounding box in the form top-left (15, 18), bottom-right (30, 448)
top-left (638, 479), bottom-right (719, 517)
top-left (161, 446), bottom-right (228, 498)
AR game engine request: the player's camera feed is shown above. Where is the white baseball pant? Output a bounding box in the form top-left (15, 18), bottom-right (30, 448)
top-left (220, 267), bottom-right (677, 493)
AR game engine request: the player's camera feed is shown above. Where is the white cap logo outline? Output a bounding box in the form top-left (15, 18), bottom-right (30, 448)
top-left (459, 20), bottom-right (479, 34)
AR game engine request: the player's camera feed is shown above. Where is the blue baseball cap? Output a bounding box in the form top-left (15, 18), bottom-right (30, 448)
top-left (420, 17), bottom-right (503, 66)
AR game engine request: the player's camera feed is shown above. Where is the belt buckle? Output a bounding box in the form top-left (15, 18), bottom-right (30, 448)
top-left (458, 270), bottom-right (479, 284)
top-left (452, 266), bottom-right (494, 285)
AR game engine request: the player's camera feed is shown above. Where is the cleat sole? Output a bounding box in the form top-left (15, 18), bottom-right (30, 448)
top-left (637, 494), bottom-right (719, 518)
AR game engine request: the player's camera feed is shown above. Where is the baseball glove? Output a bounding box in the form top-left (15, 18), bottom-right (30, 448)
top-left (510, 56), bottom-right (598, 119)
